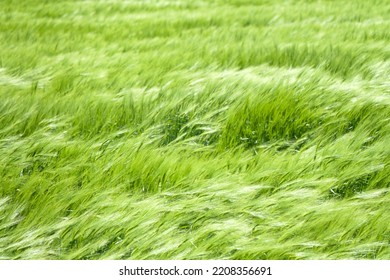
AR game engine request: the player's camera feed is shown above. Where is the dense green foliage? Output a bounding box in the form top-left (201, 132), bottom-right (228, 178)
top-left (0, 0), bottom-right (389, 259)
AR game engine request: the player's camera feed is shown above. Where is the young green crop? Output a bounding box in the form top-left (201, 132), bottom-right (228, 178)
top-left (0, 0), bottom-right (389, 259)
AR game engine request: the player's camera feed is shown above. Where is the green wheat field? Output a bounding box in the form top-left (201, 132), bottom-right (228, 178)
top-left (0, 0), bottom-right (389, 260)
